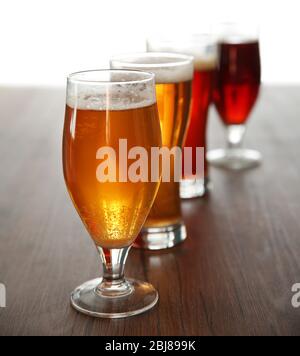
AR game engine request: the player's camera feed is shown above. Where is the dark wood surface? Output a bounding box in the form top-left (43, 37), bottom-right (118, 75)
top-left (0, 86), bottom-right (299, 336)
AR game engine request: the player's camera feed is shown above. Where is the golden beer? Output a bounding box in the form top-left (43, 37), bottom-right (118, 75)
top-left (111, 53), bottom-right (193, 249)
top-left (63, 104), bottom-right (161, 249)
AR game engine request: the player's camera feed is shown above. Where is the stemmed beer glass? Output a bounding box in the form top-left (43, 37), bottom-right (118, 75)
top-left (208, 23), bottom-right (262, 170)
top-left (63, 70), bottom-right (162, 318)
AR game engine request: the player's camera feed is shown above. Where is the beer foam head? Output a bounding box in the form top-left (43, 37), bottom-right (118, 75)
top-left (215, 22), bottom-right (259, 44)
top-left (110, 53), bottom-right (194, 84)
top-left (194, 55), bottom-right (217, 71)
top-left (66, 70), bottom-right (156, 111)
top-left (147, 35), bottom-right (218, 71)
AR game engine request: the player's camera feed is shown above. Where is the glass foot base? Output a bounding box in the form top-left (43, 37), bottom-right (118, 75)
top-left (180, 177), bottom-right (210, 199)
top-left (207, 148), bottom-right (262, 171)
top-left (71, 278), bottom-right (158, 319)
top-left (134, 223), bottom-right (187, 250)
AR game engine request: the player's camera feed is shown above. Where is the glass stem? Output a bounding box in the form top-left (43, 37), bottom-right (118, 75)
top-left (96, 246), bottom-right (133, 298)
top-left (227, 125), bottom-right (246, 150)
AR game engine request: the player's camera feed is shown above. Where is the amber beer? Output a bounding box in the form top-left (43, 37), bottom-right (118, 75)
top-left (63, 91), bottom-right (161, 249)
top-left (145, 80), bottom-right (191, 227)
top-left (147, 35), bottom-right (217, 198)
top-left (111, 53), bottom-right (193, 249)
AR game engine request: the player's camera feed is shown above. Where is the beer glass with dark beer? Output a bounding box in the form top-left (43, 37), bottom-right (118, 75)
top-left (147, 35), bottom-right (217, 198)
top-left (208, 23), bottom-right (262, 170)
top-left (63, 70), bottom-right (162, 318)
top-left (111, 54), bottom-right (193, 250)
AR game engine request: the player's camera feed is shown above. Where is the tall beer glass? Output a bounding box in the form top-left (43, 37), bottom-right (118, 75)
top-left (111, 54), bottom-right (193, 250)
top-left (147, 35), bottom-right (217, 198)
top-left (208, 23), bottom-right (262, 170)
top-left (63, 70), bottom-right (162, 318)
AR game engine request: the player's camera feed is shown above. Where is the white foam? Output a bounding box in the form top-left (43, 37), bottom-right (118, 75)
top-left (110, 53), bottom-right (194, 84)
top-left (67, 72), bottom-right (156, 111)
top-left (147, 36), bottom-right (218, 71)
top-left (194, 55), bottom-right (217, 71)
top-left (220, 35), bottom-right (258, 44)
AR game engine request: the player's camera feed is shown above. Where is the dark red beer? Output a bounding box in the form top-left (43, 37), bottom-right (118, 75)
top-left (213, 41), bottom-right (261, 125)
top-left (183, 63), bottom-right (216, 178)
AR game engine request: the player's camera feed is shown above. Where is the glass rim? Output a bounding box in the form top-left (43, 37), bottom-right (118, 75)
top-left (67, 69), bottom-right (155, 85)
top-left (216, 21), bottom-right (260, 28)
top-left (147, 33), bottom-right (217, 45)
top-left (110, 52), bottom-right (194, 69)
top-left (214, 21), bottom-right (260, 42)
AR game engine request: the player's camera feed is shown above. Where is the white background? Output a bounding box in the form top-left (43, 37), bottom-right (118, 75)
top-left (1, 0), bottom-right (299, 86)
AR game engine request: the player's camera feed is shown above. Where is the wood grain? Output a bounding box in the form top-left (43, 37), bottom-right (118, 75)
top-left (0, 86), bottom-right (299, 336)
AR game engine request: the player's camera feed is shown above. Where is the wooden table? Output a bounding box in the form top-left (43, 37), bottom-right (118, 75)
top-left (0, 86), bottom-right (299, 336)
